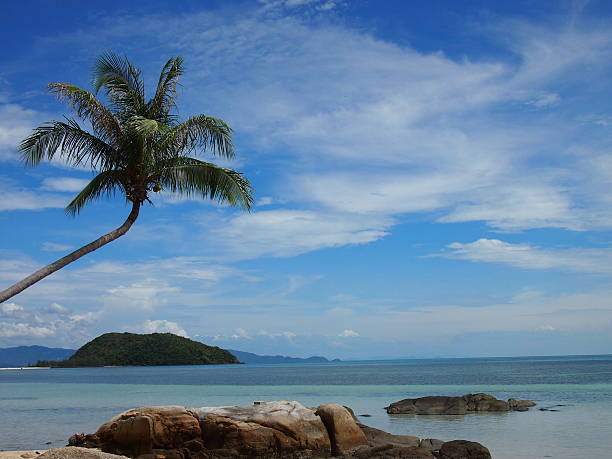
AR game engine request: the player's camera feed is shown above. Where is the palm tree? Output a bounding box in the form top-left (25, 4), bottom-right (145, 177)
top-left (0, 53), bottom-right (253, 303)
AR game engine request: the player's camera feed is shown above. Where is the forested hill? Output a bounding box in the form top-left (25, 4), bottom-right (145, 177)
top-left (36, 332), bottom-right (239, 367)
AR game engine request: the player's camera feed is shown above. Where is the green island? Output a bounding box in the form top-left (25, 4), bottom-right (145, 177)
top-left (36, 332), bottom-right (239, 367)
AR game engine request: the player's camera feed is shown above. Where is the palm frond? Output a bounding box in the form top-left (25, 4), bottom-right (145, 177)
top-left (93, 52), bottom-right (146, 117)
top-left (156, 157), bottom-right (252, 209)
top-left (160, 115), bottom-right (234, 159)
top-left (148, 57), bottom-right (184, 122)
top-left (19, 119), bottom-right (116, 170)
top-left (127, 116), bottom-right (168, 137)
top-left (48, 83), bottom-right (123, 147)
top-left (65, 170), bottom-right (126, 215)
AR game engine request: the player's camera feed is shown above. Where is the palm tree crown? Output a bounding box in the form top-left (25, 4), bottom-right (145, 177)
top-left (21, 53), bottom-right (252, 213)
top-left (0, 53), bottom-right (252, 304)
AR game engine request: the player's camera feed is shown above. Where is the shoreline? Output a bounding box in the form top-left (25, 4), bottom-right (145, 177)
top-left (0, 367), bottom-right (49, 371)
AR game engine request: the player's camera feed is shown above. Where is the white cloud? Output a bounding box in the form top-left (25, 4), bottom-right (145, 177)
top-left (0, 322), bottom-right (55, 339)
top-left (41, 177), bottom-right (90, 192)
top-left (439, 238), bottom-right (612, 273)
top-left (206, 209), bottom-right (392, 259)
top-left (0, 303), bottom-right (25, 316)
top-left (0, 177), bottom-right (67, 212)
top-left (139, 319), bottom-right (188, 338)
top-left (42, 242), bottom-right (73, 252)
top-left (525, 92), bottom-right (561, 108)
top-left (0, 103), bottom-right (39, 161)
top-left (45, 303), bottom-right (69, 314)
top-left (106, 281), bottom-right (180, 310)
top-left (256, 196), bottom-right (274, 206)
top-left (338, 329), bottom-right (359, 337)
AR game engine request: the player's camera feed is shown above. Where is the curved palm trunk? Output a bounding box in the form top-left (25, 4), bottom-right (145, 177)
top-left (0, 202), bottom-right (141, 303)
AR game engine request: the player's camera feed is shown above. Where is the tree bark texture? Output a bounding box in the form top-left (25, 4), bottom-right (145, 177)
top-left (0, 201), bottom-right (141, 303)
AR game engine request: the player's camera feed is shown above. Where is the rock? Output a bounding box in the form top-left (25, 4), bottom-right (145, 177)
top-left (38, 447), bottom-right (128, 458)
top-left (68, 434), bottom-right (102, 449)
top-left (386, 393), bottom-right (534, 415)
top-left (464, 394), bottom-right (509, 412)
top-left (357, 423), bottom-right (420, 448)
top-left (419, 439), bottom-right (444, 451)
top-left (358, 414), bottom-right (372, 417)
top-left (437, 440), bottom-right (491, 459)
top-left (94, 406), bottom-right (202, 457)
top-left (343, 405), bottom-right (359, 423)
top-left (194, 400), bottom-right (331, 457)
top-left (386, 396), bottom-right (467, 415)
top-left (315, 404), bottom-right (369, 455)
top-left (353, 445), bottom-right (435, 458)
top-left (507, 398), bottom-right (536, 411)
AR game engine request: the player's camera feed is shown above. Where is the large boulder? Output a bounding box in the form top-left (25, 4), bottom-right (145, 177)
top-left (194, 401), bottom-right (331, 458)
top-left (357, 423), bottom-right (420, 448)
top-left (94, 406), bottom-right (202, 457)
top-left (437, 440), bottom-right (492, 459)
top-left (386, 394), bottom-right (534, 415)
top-left (315, 404), bottom-right (368, 455)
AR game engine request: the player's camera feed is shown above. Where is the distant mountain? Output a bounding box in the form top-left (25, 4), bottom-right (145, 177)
top-left (37, 333), bottom-right (239, 367)
top-left (0, 345), bottom-right (75, 367)
top-left (229, 349), bottom-right (339, 364)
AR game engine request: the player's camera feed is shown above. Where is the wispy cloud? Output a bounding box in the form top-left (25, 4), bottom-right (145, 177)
top-left (438, 238), bottom-right (612, 273)
top-left (41, 177), bottom-right (90, 192)
top-left (41, 242), bottom-right (73, 252)
top-left (204, 210), bottom-right (392, 260)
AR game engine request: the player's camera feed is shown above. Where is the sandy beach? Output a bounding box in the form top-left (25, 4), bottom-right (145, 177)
top-left (0, 451), bottom-right (46, 458)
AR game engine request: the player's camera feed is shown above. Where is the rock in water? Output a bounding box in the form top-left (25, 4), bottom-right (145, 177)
top-left (194, 400), bottom-right (331, 457)
top-left (508, 398), bottom-right (536, 411)
top-left (315, 404), bottom-right (369, 454)
top-left (386, 393), bottom-right (535, 415)
top-left (437, 440), bottom-right (492, 459)
top-left (386, 396), bottom-right (468, 415)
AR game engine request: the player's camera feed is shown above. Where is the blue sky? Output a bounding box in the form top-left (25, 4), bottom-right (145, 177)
top-left (1, 0), bottom-right (612, 359)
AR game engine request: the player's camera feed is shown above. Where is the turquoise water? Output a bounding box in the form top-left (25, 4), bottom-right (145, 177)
top-left (1, 355), bottom-right (611, 458)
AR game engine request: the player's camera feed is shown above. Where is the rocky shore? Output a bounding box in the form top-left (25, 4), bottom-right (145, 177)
top-left (61, 400), bottom-right (492, 458)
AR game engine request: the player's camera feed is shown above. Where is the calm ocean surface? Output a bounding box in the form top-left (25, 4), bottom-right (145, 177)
top-left (1, 355), bottom-right (611, 458)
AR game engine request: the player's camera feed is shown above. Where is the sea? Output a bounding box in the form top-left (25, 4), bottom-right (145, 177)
top-left (1, 355), bottom-right (611, 458)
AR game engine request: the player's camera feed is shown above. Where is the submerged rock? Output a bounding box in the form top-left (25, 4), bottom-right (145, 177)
top-left (385, 393), bottom-right (535, 415)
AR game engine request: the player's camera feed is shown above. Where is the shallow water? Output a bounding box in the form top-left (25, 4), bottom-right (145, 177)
top-left (1, 355), bottom-right (611, 458)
